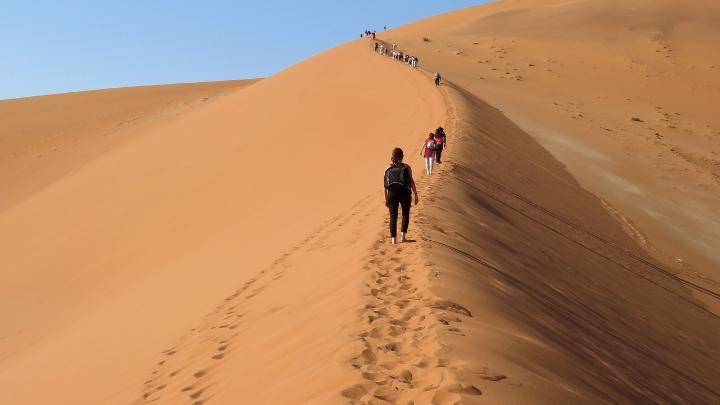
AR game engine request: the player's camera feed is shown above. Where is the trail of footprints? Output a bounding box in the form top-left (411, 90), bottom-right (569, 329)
top-left (343, 80), bottom-right (507, 404)
top-left (139, 275), bottom-right (261, 405)
top-left (343, 237), bottom-right (484, 405)
top-left (138, 196), bottom-right (375, 404)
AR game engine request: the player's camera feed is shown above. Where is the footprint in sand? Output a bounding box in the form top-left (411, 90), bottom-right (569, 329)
top-left (246, 286), bottom-right (265, 298)
top-left (189, 388), bottom-right (204, 399)
top-left (340, 383), bottom-right (373, 400)
top-left (447, 382), bottom-right (482, 395)
top-left (373, 385), bottom-right (401, 402)
top-left (430, 300), bottom-right (473, 317)
top-left (464, 365), bottom-right (508, 381)
top-left (480, 374), bottom-right (507, 381)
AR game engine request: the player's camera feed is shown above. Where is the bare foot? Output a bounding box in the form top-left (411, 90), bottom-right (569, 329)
top-left (391, 237), bottom-right (397, 245)
top-left (400, 233), bottom-right (407, 243)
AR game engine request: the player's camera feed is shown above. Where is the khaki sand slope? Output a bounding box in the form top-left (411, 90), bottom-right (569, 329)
top-left (2, 1), bottom-right (720, 404)
top-left (0, 80), bottom-right (256, 212)
top-left (0, 41), bottom-right (444, 403)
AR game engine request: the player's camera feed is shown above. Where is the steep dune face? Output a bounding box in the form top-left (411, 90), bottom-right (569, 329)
top-left (384, 0), bottom-right (720, 283)
top-left (416, 85), bottom-right (720, 403)
top-left (0, 80), bottom-right (255, 212)
top-left (0, 41), bottom-right (444, 404)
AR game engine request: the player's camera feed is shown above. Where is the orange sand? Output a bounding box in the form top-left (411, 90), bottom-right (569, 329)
top-left (2, 1), bottom-right (719, 404)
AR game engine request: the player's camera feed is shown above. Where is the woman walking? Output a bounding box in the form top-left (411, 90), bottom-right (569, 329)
top-left (383, 148), bottom-right (419, 244)
top-left (420, 132), bottom-right (437, 175)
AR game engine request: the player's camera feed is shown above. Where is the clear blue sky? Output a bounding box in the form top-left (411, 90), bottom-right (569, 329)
top-left (0, 1), bottom-right (485, 100)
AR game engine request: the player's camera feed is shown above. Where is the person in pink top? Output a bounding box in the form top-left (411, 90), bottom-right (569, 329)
top-left (420, 132), bottom-right (437, 175)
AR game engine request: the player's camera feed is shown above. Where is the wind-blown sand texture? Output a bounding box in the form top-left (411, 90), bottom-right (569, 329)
top-left (2, 1), bottom-right (719, 404)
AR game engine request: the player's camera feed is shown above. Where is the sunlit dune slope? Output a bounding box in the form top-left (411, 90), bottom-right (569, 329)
top-left (0, 80), bottom-right (257, 211)
top-left (0, 41), bottom-right (444, 404)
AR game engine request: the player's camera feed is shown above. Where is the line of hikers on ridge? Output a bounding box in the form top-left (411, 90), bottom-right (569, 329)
top-left (361, 30), bottom-right (376, 39)
top-left (360, 26), bottom-right (388, 39)
top-left (372, 41), bottom-right (443, 86)
top-left (374, 42), bottom-right (420, 69)
top-left (383, 126), bottom-right (448, 245)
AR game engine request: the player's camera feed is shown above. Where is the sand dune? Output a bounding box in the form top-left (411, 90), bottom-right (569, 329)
top-left (384, 0), bottom-right (720, 282)
top-left (0, 80), bottom-right (256, 212)
top-left (2, 1), bottom-right (720, 404)
top-left (0, 41), bottom-right (444, 404)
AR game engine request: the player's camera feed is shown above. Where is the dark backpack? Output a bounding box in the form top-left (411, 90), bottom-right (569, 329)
top-left (384, 164), bottom-right (409, 191)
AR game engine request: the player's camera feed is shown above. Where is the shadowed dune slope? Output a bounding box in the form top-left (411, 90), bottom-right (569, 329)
top-left (414, 83), bottom-right (720, 403)
top-left (383, 0), bottom-right (720, 287)
top-left (0, 41), bottom-right (444, 404)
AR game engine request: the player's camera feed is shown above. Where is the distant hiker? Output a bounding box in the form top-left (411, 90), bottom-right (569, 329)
top-left (372, 32), bottom-right (376, 39)
top-left (420, 132), bottom-right (437, 175)
top-left (374, 42), bottom-right (379, 52)
top-left (384, 148), bottom-right (419, 244)
top-left (434, 72), bottom-right (442, 86)
top-left (434, 126), bottom-right (446, 163)
top-left (384, 25), bottom-right (387, 31)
